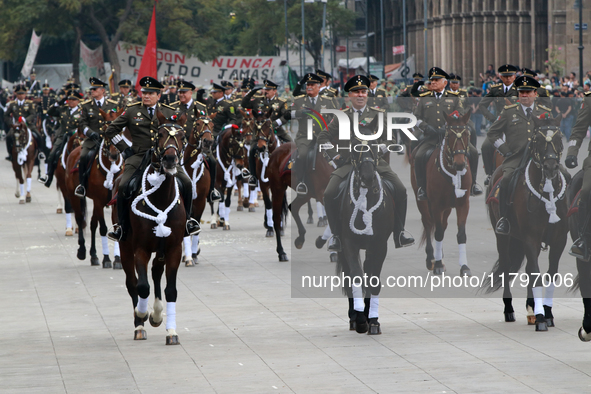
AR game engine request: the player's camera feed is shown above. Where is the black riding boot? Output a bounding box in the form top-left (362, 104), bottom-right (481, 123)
top-left (481, 140), bottom-right (494, 185)
top-left (207, 156), bottom-right (221, 201)
top-left (414, 151), bottom-right (427, 201)
top-left (324, 194), bottom-right (342, 252)
top-left (469, 149), bottom-right (483, 196)
top-left (108, 192), bottom-right (129, 242)
top-left (248, 145), bottom-right (258, 186)
top-left (392, 197), bottom-right (415, 248)
top-left (181, 178), bottom-right (200, 236)
top-left (495, 186), bottom-right (510, 235)
top-left (5, 134), bottom-right (13, 160)
top-left (41, 159), bottom-right (55, 187)
top-left (571, 203), bottom-right (591, 261)
top-left (32, 130), bottom-right (47, 159)
top-left (295, 154), bottom-right (308, 195)
top-left (75, 149), bottom-right (95, 197)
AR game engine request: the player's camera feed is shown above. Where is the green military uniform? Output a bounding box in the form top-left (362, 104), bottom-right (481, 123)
top-left (367, 86), bottom-right (389, 110)
top-left (171, 99), bottom-right (209, 135)
top-left (47, 101), bottom-right (82, 164)
top-left (78, 97), bottom-right (119, 164)
top-left (479, 82), bottom-right (518, 122)
top-left (4, 88), bottom-right (42, 160)
top-left (206, 96), bottom-right (237, 138)
top-left (293, 93), bottom-right (337, 158)
top-left (242, 92), bottom-right (293, 143)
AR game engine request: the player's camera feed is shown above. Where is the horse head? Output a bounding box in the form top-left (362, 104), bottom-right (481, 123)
top-left (252, 106), bottom-right (274, 150)
top-left (224, 124), bottom-right (247, 169)
top-left (239, 108), bottom-right (255, 145)
top-left (191, 107), bottom-right (213, 154)
top-left (351, 127), bottom-right (380, 189)
top-left (531, 112), bottom-right (563, 180)
top-left (12, 117), bottom-right (29, 148)
top-left (154, 110), bottom-right (187, 174)
top-left (444, 110), bottom-right (472, 171)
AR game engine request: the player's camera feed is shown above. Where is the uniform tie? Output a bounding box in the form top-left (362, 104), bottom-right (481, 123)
top-left (96, 100), bottom-right (102, 108)
top-left (148, 107), bottom-right (154, 119)
top-left (526, 107), bottom-right (532, 119)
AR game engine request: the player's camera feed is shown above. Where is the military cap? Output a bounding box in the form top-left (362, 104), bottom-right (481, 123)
top-left (241, 78), bottom-right (255, 91)
top-left (262, 80), bottom-right (278, 89)
top-left (514, 75), bottom-right (540, 91)
top-left (177, 80), bottom-right (195, 91)
top-left (344, 75), bottom-right (370, 92)
top-left (428, 67), bottom-right (449, 80)
top-left (412, 72), bottom-right (424, 79)
top-left (498, 64), bottom-right (518, 76)
top-left (522, 68), bottom-right (537, 77)
top-left (211, 83), bottom-right (225, 92)
top-left (14, 84), bottom-right (27, 94)
top-left (118, 79), bottom-right (132, 87)
top-left (449, 73), bottom-right (461, 82)
top-left (300, 73), bottom-right (323, 85)
top-left (42, 80), bottom-right (50, 89)
top-left (138, 76), bottom-right (164, 93)
top-left (89, 77), bottom-right (108, 89)
top-left (367, 74), bottom-right (380, 82)
top-left (65, 83), bottom-right (80, 92)
top-left (67, 90), bottom-right (83, 100)
top-left (221, 80), bottom-right (234, 89)
top-left (316, 69), bottom-right (333, 80)
top-left (30, 68), bottom-right (36, 76)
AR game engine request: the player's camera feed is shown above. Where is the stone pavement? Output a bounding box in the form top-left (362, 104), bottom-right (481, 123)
top-left (1, 139), bottom-right (591, 394)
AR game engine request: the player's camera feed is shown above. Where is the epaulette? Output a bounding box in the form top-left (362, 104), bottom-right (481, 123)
top-left (9, 100), bottom-right (15, 105)
top-left (111, 93), bottom-right (120, 98)
top-left (295, 95), bottom-right (305, 98)
top-left (419, 92), bottom-right (431, 97)
top-left (504, 103), bottom-right (518, 110)
top-left (328, 87), bottom-right (337, 94)
top-left (370, 107), bottom-right (385, 112)
top-left (538, 105), bottom-right (552, 112)
top-left (491, 83), bottom-right (502, 88)
top-left (276, 97), bottom-right (286, 103)
top-left (195, 101), bottom-right (207, 108)
top-left (160, 103), bottom-right (175, 110)
top-left (170, 101), bottom-right (180, 106)
top-left (460, 89), bottom-right (467, 92)
top-left (107, 99), bottom-right (118, 105)
top-left (585, 91), bottom-right (591, 96)
top-left (343, 107), bottom-right (351, 112)
top-left (80, 99), bottom-right (91, 105)
top-left (25, 99), bottom-right (33, 103)
top-left (447, 90), bottom-right (459, 95)
top-left (127, 101), bottom-right (141, 107)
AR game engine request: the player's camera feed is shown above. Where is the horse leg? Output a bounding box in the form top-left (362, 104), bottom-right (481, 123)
top-left (498, 236), bottom-right (515, 322)
top-left (64, 198), bottom-right (73, 236)
top-left (182, 236), bottom-right (194, 267)
top-left (56, 185), bottom-right (64, 213)
top-left (456, 204), bottom-right (471, 276)
top-left (524, 245), bottom-right (547, 331)
top-left (578, 259), bottom-right (591, 340)
top-left (25, 172), bottom-right (32, 203)
top-left (99, 215), bottom-right (111, 268)
top-left (210, 200), bottom-right (219, 229)
top-left (236, 181), bottom-right (244, 211)
top-left (365, 243), bottom-right (387, 335)
top-left (223, 187), bottom-right (232, 230)
top-left (89, 209), bottom-right (100, 266)
top-left (263, 190), bottom-right (275, 237)
top-left (432, 211), bottom-right (449, 275)
top-left (248, 184), bottom-right (257, 211)
top-left (346, 245), bottom-right (368, 334)
top-left (272, 188), bottom-right (288, 261)
top-left (120, 242), bottom-right (139, 327)
top-left (113, 242), bottom-right (122, 269)
top-left (164, 246), bottom-right (182, 345)
top-left (133, 249), bottom-right (151, 340)
top-left (149, 256), bottom-right (165, 328)
top-left (316, 201), bottom-right (325, 227)
top-left (306, 200), bottom-right (314, 224)
top-left (191, 234), bottom-right (200, 263)
top-left (73, 197), bottom-right (87, 260)
top-left (290, 195), bottom-right (309, 249)
top-left (543, 231), bottom-right (567, 328)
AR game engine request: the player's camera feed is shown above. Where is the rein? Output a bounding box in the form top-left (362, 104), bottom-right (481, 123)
top-left (439, 125), bottom-right (470, 198)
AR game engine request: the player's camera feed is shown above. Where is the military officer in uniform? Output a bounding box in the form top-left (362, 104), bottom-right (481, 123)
top-left (4, 84), bottom-right (43, 161)
top-left (447, 74), bottom-right (468, 97)
top-left (111, 79), bottom-right (134, 109)
top-left (39, 89), bottom-right (83, 187)
top-left (221, 81), bottom-right (236, 100)
top-left (37, 81), bottom-right (56, 151)
top-left (160, 79), bottom-right (179, 105)
top-left (319, 75), bottom-right (414, 251)
top-left (565, 89), bottom-right (591, 260)
top-left (367, 74), bottom-right (389, 109)
top-left (316, 70), bottom-right (337, 97)
top-left (291, 73), bottom-right (338, 194)
top-left (104, 76), bottom-right (200, 242)
top-left (241, 79), bottom-right (294, 186)
top-left (27, 69), bottom-right (41, 97)
top-left (522, 68), bottom-right (552, 107)
top-left (479, 64), bottom-right (519, 185)
top-left (397, 72), bottom-right (423, 112)
top-left (206, 82), bottom-right (237, 139)
top-left (487, 75), bottom-right (557, 234)
top-left (74, 77), bottom-right (119, 197)
top-left (413, 67), bottom-right (482, 201)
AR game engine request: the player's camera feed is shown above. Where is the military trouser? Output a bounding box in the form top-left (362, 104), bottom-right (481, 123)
top-left (324, 160), bottom-right (408, 240)
top-left (577, 156), bottom-right (591, 238)
top-left (116, 152), bottom-right (193, 239)
top-left (481, 138), bottom-right (495, 176)
top-left (275, 126), bottom-right (293, 143)
top-left (206, 151), bottom-right (217, 200)
top-left (78, 138), bottom-right (100, 191)
top-left (294, 137), bottom-right (314, 187)
top-left (46, 130), bottom-right (68, 178)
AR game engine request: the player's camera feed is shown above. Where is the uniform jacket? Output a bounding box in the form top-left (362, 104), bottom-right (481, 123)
top-left (47, 103), bottom-right (82, 136)
top-left (80, 98), bottom-right (119, 135)
top-left (567, 92), bottom-right (591, 156)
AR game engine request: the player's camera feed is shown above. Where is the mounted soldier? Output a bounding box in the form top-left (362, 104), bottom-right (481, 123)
top-left (111, 79), bottom-right (135, 109)
top-left (367, 74), bottom-right (389, 110)
top-left (205, 82), bottom-right (238, 140)
top-left (397, 72), bottom-right (424, 113)
top-left (4, 84), bottom-right (44, 162)
top-left (447, 74), bottom-right (468, 97)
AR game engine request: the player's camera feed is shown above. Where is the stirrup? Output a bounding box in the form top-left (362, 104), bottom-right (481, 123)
top-left (471, 183), bottom-right (483, 196)
top-left (416, 187), bottom-right (427, 201)
top-left (395, 230), bottom-right (415, 248)
top-left (186, 218), bottom-right (201, 236)
top-left (495, 217), bottom-right (510, 235)
top-left (38, 175), bottom-right (48, 184)
top-left (38, 152), bottom-right (46, 161)
top-left (74, 185), bottom-right (86, 198)
top-left (328, 235), bottom-right (342, 252)
top-left (248, 175), bottom-right (258, 187)
top-left (484, 175), bottom-right (492, 187)
top-left (107, 225), bottom-right (123, 242)
top-left (296, 182), bottom-right (308, 195)
top-left (210, 189), bottom-right (222, 202)
top-left (569, 237), bottom-right (591, 262)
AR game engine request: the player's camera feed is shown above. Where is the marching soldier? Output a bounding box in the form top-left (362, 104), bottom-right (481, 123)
top-left (104, 76), bottom-right (200, 242)
top-left (110, 79), bottom-right (135, 109)
top-left (205, 82), bottom-right (237, 139)
top-left (241, 79), bottom-right (294, 187)
top-left (74, 77), bottom-right (119, 197)
top-left (487, 75), bottom-right (559, 235)
top-left (367, 74), bottom-right (389, 109)
top-left (4, 84), bottom-right (44, 161)
top-left (447, 74), bottom-right (468, 97)
top-left (479, 64), bottom-right (519, 185)
top-left (39, 89), bottom-right (83, 187)
top-left (291, 73), bottom-right (338, 194)
top-left (318, 75), bottom-right (414, 251)
top-left (413, 67), bottom-right (482, 201)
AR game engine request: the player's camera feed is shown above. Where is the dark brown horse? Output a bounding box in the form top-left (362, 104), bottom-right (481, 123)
top-left (182, 114), bottom-right (214, 267)
top-left (410, 111), bottom-right (474, 276)
top-left (10, 118), bottom-right (38, 204)
top-left (116, 111), bottom-right (187, 344)
top-left (65, 108), bottom-right (124, 268)
top-left (486, 115), bottom-right (568, 331)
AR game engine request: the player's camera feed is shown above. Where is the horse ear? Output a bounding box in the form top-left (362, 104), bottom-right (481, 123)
top-left (116, 107), bottom-right (125, 117)
top-left (551, 114), bottom-right (562, 127)
top-left (156, 109), bottom-right (167, 125)
top-left (461, 109), bottom-right (472, 124)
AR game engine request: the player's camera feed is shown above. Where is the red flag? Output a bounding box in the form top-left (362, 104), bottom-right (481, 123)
top-left (135, 4), bottom-right (158, 96)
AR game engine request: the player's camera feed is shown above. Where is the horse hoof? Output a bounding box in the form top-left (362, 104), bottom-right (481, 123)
top-left (504, 312), bottom-right (516, 322)
top-left (113, 256), bottom-right (123, 270)
top-left (368, 319), bottom-right (381, 335)
top-left (545, 318), bottom-right (555, 328)
top-left (77, 248), bottom-right (86, 261)
top-left (166, 335), bottom-right (180, 345)
top-left (65, 228), bottom-right (73, 236)
top-left (134, 328), bottom-right (147, 340)
top-left (426, 259), bottom-right (435, 271)
top-left (75, 227), bottom-right (78, 234)
top-left (90, 255), bottom-right (100, 266)
top-left (19, 199), bottom-right (25, 205)
top-left (102, 256), bottom-right (112, 269)
top-left (306, 217), bottom-right (314, 225)
top-left (237, 205), bottom-right (244, 211)
top-left (578, 326), bottom-right (591, 342)
top-left (278, 253), bottom-right (289, 262)
top-left (317, 219), bottom-right (324, 227)
top-left (185, 257), bottom-right (194, 267)
top-left (535, 315), bottom-right (548, 332)
top-left (15, 192), bottom-right (20, 198)
top-left (149, 314), bottom-right (163, 328)
top-left (253, 202), bottom-right (259, 207)
top-left (266, 229), bottom-right (274, 238)
top-left (56, 208), bottom-right (63, 214)
top-left (233, 190), bottom-right (238, 196)
top-left (329, 252), bottom-right (338, 263)
top-left (223, 224), bottom-right (230, 230)
top-left (210, 223), bottom-right (217, 229)
top-left (294, 236), bottom-right (304, 249)
top-left (527, 314), bottom-right (536, 325)
top-left (356, 321), bottom-right (369, 334)
top-left (433, 263), bottom-right (445, 275)
top-left (315, 236), bottom-right (327, 249)
top-left (249, 207), bottom-right (256, 212)
top-left (349, 320), bottom-right (356, 331)
top-left (257, 192), bottom-right (263, 200)
top-left (25, 193), bottom-right (31, 203)
top-left (460, 265), bottom-right (472, 277)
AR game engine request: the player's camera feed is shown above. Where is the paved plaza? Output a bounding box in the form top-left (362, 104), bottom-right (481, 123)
top-left (2, 140), bottom-right (591, 394)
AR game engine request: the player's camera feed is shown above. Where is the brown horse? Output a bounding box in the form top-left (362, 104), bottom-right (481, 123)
top-left (65, 108), bottom-right (125, 268)
top-left (181, 114), bottom-right (214, 267)
top-left (236, 109), bottom-right (257, 211)
top-left (116, 111), bottom-right (187, 344)
top-left (410, 111), bottom-right (474, 276)
top-left (264, 142), bottom-right (334, 261)
top-left (485, 115), bottom-right (568, 331)
top-left (55, 128), bottom-right (85, 236)
top-left (11, 118), bottom-right (38, 204)
top-left (211, 124), bottom-right (248, 230)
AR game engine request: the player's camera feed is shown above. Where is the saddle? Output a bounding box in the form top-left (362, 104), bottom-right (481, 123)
top-left (280, 146), bottom-right (317, 177)
top-left (123, 150), bottom-right (153, 199)
top-left (335, 168), bottom-right (396, 206)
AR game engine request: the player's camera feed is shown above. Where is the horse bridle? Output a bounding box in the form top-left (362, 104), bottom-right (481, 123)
top-left (226, 129), bottom-right (247, 161)
top-left (443, 125), bottom-right (470, 164)
top-left (531, 125), bottom-right (562, 166)
top-left (153, 123), bottom-right (185, 165)
top-left (187, 117), bottom-right (212, 151)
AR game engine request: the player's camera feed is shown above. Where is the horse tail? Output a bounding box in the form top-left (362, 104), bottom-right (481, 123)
top-left (482, 237), bottom-right (525, 293)
top-left (419, 214), bottom-right (433, 248)
top-left (281, 193), bottom-right (289, 226)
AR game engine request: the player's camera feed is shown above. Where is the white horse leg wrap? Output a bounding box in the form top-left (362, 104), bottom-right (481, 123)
top-left (20, 184), bottom-right (25, 197)
top-left (316, 201), bottom-right (324, 217)
top-left (352, 283), bottom-right (364, 312)
top-left (532, 287), bottom-right (544, 316)
top-left (153, 297), bottom-right (163, 321)
top-left (114, 241), bottom-right (120, 257)
top-left (322, 224), bottom-right (332, 240)
top-left (223, 205), bottom-right (230, 222)
top-left (434, 240), bottom-right (443, 261)
top-left (26, 178), bottom-right (31, 192)
top-left (192, 235), bottom-right (199, 254)
top-left (183, 236), bottom-right (192, 259)
top-left (368, 294), bottom-right (379, 319)
top-left (544, 282), bottom-right (555, 307)
top-left (65, 213), bottom-right (72, 228)
top-left (243, 183), bottom-right (249, 198)
top-left (101, 236), bottom-right (109, 256)
top-left (266, 209), bottom-right (274, 228)
top-left (458, 243), bottom-right (467, 267)
top-left (249, 190), bottom-right (256, 204)
top-left (44, 163), bottom-right (48, 174)
top-left (137, 296), bottom-right (149, 315)
top-left (218, 204), bottom-right (225, 220)
top-left (166, 302), bottom-right (176, 330)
